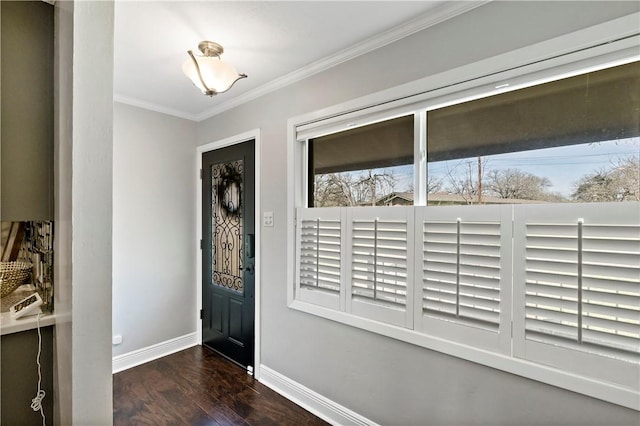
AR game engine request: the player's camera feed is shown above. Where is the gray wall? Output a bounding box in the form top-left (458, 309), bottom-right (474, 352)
top-left (197, 2), bottom-right (640, 425)
top-left (112, 102), bottom-right (197, 357)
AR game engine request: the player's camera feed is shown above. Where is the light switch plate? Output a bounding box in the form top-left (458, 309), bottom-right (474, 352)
top-left (263, 211), bottom-right (274, 227)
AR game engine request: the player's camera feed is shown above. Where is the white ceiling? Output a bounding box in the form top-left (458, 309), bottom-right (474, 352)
top-left (114, 1), bottom-right (482, 121)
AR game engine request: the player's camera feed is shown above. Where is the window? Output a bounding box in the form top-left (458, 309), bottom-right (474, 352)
top-left (308, 115), bottom-right (415, 207)
top-left (426, 61), bottom-right (640, 205)
top-left (289, 17), bottom-right (640, 410)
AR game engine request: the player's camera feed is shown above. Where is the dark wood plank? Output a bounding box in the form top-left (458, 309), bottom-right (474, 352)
top-left (113, 346), bottom-right (330, 426)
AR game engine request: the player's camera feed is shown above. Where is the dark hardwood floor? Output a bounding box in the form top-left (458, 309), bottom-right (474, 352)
top-left (113, 345), bottom-right (330, 426)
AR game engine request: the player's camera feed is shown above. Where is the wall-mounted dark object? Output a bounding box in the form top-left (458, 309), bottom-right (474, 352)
top-left (0, 1), bottom-right (54, 220)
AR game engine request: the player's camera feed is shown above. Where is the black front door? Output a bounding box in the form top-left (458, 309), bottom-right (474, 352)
top-left (202, 140), bottom-right (255, 368)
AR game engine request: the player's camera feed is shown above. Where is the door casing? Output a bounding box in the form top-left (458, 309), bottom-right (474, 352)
top-left (196, 129), bottom-right (261, 377)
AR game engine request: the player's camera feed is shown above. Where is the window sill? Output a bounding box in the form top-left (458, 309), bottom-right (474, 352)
top-left (289, 299), bottom-right (639, 411)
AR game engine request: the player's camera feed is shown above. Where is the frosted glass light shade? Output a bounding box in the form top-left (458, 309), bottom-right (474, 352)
top-left (182, 55), bottom-right (245, 95)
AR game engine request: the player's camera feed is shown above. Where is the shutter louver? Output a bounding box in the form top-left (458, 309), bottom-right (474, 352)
top-left (524, 223), bottom-right (580, 343)
top-left (581, 224), bottom-right (640, 359)
top-left (347, 207), bottom-right (413, 328)
top-left (523, 218), bottom-right (640, 362)
top-left (423, 221), bottom-right (458, 318)
top-left (416, 206), bottom-right (511, 354)
top-left (296, 208), bottom-right (343, 309)
top-left (423, 220), bottom-right (502, 331)
top-left (351, 218), bottom-right (408, 309)
top-left (299, 218), bottom-right (341, 293)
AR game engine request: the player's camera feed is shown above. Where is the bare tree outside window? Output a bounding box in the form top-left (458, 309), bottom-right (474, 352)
top-left (313, 173), bottom-right (355, 207)
top-left (486, 168), bottom-right (564, 202)
top-left (314, 169), bottom-right (398, 207)
top-left (443, 157), bottom-right (489, 204)
top-left (427, 138), bottom-right (639, 205)
top-left (427, 175), bottom-right (443, 194)
top-left (572, 156), bottom-right (640, 202)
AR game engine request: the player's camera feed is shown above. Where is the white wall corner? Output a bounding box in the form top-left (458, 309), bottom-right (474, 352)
top-left (112, 333), bottom-right (199, 374)
top-left (113, 94), bottom-right (199, 122)
top-left (259, 365), bottom-right (378, 426)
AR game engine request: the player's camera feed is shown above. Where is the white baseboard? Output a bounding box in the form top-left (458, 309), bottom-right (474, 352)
top-left (112, 332), bottom-right (199, 373)
top-left (259, 365), bottom-right (377, 426)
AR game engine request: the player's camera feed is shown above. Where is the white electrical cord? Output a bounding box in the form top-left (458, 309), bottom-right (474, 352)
top-left (30, 313), bottom-right (46, 426)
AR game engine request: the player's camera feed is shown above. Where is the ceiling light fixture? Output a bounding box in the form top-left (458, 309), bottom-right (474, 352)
top-left (182, 41), bottom-right (247, 96)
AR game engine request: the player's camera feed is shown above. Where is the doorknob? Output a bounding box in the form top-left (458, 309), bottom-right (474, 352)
top-left (244, 263), bottom-right (254, 274)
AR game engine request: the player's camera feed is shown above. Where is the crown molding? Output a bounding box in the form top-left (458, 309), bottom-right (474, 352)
top-left (195, 0), bottom-right (489, 122)
top-left (116, 1), bottom-right (490, 123)
top-left (113, 94), bottom-right (199, 121)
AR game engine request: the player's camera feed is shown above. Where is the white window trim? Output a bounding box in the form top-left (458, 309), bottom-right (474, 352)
top-left (287, 13), bottom-right (640, 410)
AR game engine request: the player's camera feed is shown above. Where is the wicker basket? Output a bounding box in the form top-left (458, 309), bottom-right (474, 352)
top-left (0, 261), bottom-right (32, 298)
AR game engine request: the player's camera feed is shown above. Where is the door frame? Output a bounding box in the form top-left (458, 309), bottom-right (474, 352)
top-left (196, 128), bottom-right (261, 378)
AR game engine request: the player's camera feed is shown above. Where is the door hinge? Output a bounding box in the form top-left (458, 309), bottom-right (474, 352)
top-left (200, 309), bottom-right (203, 319)
top-left (200, 239), bottom-right (203, 250)
top-left (200, 169), bottom-right (203, 179)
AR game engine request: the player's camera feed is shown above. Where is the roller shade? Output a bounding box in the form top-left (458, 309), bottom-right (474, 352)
top-left (305, 61), bottom-right (639, 174)
top-left (310, 115), bottom-right (414, 174)
top-left (427, 61), bottom-right (640, 161)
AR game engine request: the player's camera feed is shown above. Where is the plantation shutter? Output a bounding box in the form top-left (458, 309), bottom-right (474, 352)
top-left (346, 207), bottom-right (414, 328)
top-left (522, 219), bottom-right (640, 358)
top-left (523, 221), bottom-right (580, 343)
top-left (581, 223), bottom-right (640, 355)
top-left (513, 203), bottom-right (640, 390)
top-left (423, 220), bottom-right (502, 328)
top-left (416, 206), bottom-right (512, 353)
top-left (295, 208), bottom-right (344, 309)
